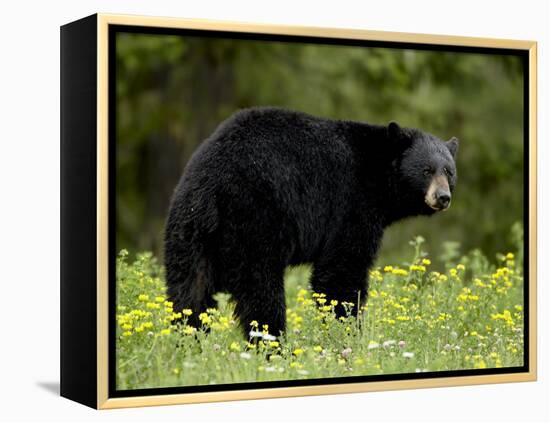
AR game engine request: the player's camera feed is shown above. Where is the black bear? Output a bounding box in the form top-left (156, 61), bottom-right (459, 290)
top-left (164, 107), bottom-right (458, 338)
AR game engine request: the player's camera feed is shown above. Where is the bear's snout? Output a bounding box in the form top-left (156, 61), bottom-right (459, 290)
top-left (434, 191), bottom-right (451, 210)
top-left (425, 175), bottom-right (451, 211)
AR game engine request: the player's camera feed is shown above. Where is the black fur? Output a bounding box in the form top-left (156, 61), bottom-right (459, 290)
top-left (164, 107), bottom-right (458, 337)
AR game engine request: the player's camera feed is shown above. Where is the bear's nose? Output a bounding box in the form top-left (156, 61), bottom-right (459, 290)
top-left (436, 192), bottom-right (451, 209)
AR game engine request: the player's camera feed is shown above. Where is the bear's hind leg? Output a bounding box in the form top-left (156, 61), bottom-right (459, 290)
top-left (165, 239), bottom-right (217, 329)
top-left (168, 281), bottom-right (217, 329)
top-left (310, 253), bottom-right (370, 320)
top-left (230, 264), bottom-right (287, 340)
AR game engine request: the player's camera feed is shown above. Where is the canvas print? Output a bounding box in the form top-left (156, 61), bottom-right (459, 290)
top-left (113, 28), bottom-right (526, 392)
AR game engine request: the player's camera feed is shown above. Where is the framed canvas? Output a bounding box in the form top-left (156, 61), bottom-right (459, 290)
top-left (60, 13), bottom-right (537, 409)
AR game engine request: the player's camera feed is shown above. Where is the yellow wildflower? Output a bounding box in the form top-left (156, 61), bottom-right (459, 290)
top-left (474, 278), bottom-right (486, 288)
top-left (199, 313), bottom-right (211, 325)
top-left (475, 360), bottom-right (487, 369)
top-left (491, 310), bottom-right (515, 327)
top-left (293, 348), bottom-right (304, 356)
top-left (183, 326), bottom-right (196, 335)
top-left (409, 264), bottom-right (426, 272)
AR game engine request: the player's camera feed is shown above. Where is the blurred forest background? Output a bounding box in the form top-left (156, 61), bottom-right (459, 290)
top-left (115, 32), bottom-right (524, 269)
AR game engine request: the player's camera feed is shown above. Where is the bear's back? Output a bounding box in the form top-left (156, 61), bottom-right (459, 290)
top-left (211, 107), bottom-right (336, 148)
top-left (181, 108), bottom-right (361, 258)
top-left (201, 107), bottom-right (355, 195)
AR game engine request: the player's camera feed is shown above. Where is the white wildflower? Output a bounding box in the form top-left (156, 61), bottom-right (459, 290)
top-left (367, 342), bottom-right (380, 350)
top-left (262, 333), bottom-right (277, 341)
top-left (341, 347), bottom-right (353, 358)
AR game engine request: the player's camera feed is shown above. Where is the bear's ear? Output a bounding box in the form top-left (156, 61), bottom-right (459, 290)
top-left (388, 121), bottom-right (401, 139)
top-left (387, 121), bottom-right (412, 153)
top-left (447, 137), bottom-right (459, 159)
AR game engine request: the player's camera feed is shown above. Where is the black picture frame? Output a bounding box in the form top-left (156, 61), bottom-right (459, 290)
top-left (61, 13), bottom-right (537, 409)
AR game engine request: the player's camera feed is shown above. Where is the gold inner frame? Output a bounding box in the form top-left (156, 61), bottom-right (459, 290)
top-left (95, 13), bottom-right (537, 409)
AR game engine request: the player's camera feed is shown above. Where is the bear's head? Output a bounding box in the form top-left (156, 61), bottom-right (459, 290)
top-left (388, 121), bottom-right (459, 216)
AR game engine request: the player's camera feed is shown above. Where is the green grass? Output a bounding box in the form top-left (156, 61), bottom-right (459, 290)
top-left (115, 237), bottom-right (524, 390)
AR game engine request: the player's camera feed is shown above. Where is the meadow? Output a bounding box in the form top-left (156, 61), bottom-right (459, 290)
top-left (115, 236), bottom-right (524, 390)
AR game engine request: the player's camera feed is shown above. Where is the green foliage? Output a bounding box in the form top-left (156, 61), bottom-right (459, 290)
top-left (115, 33), bottom-right (524, 267)
top-left (116, 240), bottom-right (524, 390)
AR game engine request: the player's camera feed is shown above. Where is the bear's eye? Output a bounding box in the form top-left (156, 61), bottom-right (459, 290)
top-left (423, 167), bottom-right (433, 176)
top-left (443, 167), bottom-right (454, 177)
